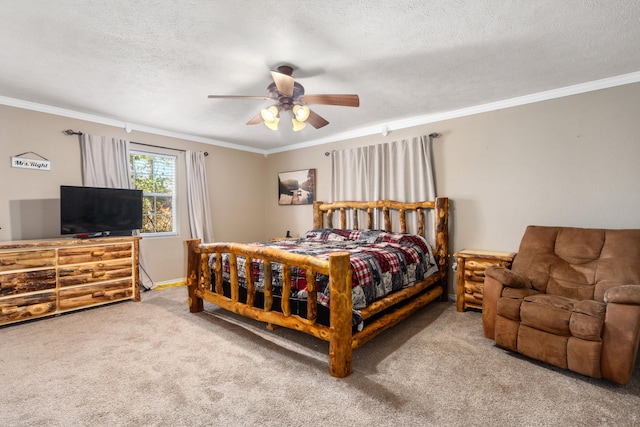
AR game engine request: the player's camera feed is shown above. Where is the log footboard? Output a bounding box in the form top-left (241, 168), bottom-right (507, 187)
top-left (186, 240), bottom-right (354, 377)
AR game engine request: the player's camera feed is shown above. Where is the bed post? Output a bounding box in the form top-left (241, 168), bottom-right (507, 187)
top-left (435, 197), bottom-right (450, 301)
top-left (328, 252), bottom-right (353, 378)
top-left (186, 238), bottom-right (204, 313)
top-left (313, 201), bottom-right (323, 228)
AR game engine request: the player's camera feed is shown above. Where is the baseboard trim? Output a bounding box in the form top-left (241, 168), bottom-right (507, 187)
top-left (153, 279), bottom-right (186, 290)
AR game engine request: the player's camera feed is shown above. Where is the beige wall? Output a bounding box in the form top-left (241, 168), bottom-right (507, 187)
top-left (2, 82), bottom-right (639, 289)
top-left (0, 105), bottom-right (266, 285)
top-left (266, 83), bottom-right (640, 293)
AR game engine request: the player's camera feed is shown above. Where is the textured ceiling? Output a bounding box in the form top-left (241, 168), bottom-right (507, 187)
top-left (1, 1), bottom-right (640, 153)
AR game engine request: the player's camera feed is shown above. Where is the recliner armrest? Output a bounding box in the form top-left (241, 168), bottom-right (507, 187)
top-left (604, 285), bottom-right (640, 305)
top-left (485, 265), bottom-right (532, 289)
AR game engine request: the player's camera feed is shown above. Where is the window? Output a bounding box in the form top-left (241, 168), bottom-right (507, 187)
top-left (130, 151), bottom-right (177, 236)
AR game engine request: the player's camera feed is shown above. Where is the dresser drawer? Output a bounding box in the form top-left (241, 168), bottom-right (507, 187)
top-left (0, 268), bottom-right (57, 296)
top-left (0, 292), bottom-right (57, 324)
top-left (58, 279), bottom-right (133, 310)
top-left (0, 249), bottom-right (56, 272)
top-left (58, 259), bottom-right (133, 287)
top-left (57, 243), bottom-right (133, 265)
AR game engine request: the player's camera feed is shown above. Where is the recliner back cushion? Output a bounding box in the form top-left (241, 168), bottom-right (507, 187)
top-left (512, 226), bottom-right (640, 301)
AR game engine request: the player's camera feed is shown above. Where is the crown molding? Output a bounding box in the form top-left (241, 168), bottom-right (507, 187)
top-left (0, 96), bottom-right (265, 155)
top-left (265, 71), bottom-right (640, 155)
top-left (3, 71), bottom-right (639, 157)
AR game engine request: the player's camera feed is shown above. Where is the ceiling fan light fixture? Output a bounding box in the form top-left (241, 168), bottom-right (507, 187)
top-left (208, 65), bottom-right (359, 132)
top-left (292, 118), bottom-right (307, 131)
top-left (293, 105), bottom-right (310, 122)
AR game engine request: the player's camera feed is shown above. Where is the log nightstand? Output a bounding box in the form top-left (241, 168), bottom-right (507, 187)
top-left (454, 249), bottom-right (516, 312)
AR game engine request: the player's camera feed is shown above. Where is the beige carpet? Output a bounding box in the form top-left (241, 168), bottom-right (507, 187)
top-left (1, 286), bottom-right (638, 426)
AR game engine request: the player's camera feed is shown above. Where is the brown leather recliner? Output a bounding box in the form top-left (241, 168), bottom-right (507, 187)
top-left (482, 225), bottom-right (640, 385)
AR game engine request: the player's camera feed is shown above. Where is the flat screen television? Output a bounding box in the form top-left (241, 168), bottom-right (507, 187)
top-left (60, 185), bottom-right (143, 237)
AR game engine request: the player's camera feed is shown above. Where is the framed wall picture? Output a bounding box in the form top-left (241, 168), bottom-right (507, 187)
top-left (278, 169), bottom-right (316, 205)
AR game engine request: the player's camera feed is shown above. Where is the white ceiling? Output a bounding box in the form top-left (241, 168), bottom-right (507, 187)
top-left (2, 1), bottom-right (640, 154)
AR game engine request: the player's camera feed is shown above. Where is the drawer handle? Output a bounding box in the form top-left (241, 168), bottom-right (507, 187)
top-left (91, 250), bottom-right (106, 257)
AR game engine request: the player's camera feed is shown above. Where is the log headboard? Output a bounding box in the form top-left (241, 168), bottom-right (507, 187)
top-left (312, 197), bottom-right (450, 277)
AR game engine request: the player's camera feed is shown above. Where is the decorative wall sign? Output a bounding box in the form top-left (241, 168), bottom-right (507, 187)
top-left (11, 152), bottom-right (51, 171)
top-left (278, 169), bottom-right (315, 205)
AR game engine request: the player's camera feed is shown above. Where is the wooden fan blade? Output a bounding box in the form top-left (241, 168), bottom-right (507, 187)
top-left (270, 70), bottom-right (295, 97)
top-left (246, 113), bottom-right (263, 125)
top-left (306, 110), bottom-right (329, 129)
top-left (208, 95), bottom-right (273, 100)
top-left (302, 94), bottom-right (360, 107)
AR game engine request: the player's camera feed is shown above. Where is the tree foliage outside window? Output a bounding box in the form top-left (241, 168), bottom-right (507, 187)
top-left (130, 151), bottom-right (177, 235)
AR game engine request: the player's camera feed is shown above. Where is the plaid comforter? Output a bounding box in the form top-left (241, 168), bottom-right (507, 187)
top-left (208, 229), bottom-right (439, 316)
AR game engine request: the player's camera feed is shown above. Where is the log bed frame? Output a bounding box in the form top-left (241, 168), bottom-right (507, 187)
top-left (186, 197), bottom-right (449, 377)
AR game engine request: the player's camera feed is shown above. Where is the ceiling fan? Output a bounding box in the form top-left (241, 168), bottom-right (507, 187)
top-left (208, 65), bottom-right (360, 131)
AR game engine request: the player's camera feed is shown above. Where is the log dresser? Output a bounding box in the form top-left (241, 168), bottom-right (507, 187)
top-left (0, 236), bottom-right (140, 326)
top-left (454, 249), bottom-right (516, 312)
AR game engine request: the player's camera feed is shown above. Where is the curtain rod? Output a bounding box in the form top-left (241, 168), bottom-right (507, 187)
top-left (62, 129), bottom-right (208, 156)
top-left (324, 132), bottom-right (441, 156)
top-left (130, 141), bottom-right (209, 157)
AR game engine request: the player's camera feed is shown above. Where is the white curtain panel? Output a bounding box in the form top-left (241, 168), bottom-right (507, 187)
top-left (387, 136), bottom-right (436, 201)
top-left (331, 135), bottom-right (435, 201)
top-left (330, 135), bottom-right (436, 239)
top-left (79, 134), bottom-right (132, 188)
top-left (79, 133), bottom-right (152, 289)
top-left (185, 151), bottom-right (215, 243)
top-left (331, 142), bottom-right (382, 202)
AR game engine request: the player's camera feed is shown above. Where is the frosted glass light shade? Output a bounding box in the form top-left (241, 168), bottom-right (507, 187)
top-left (292, 118), bottom-right (306, 131)
top-left (293, 105), bottom-right (310, 122)
top-left (261, 106), bottom-right (280, 130)
top-left (264, 117), bottom-right (279, 130)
